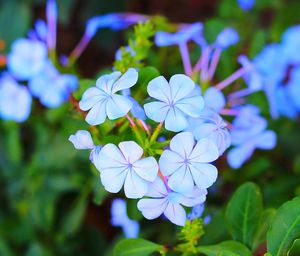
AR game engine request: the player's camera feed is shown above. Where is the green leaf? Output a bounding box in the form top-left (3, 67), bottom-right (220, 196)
top-left (288, 239), bottom-right (300, 256)
top-left (137, 66), bottom-right (160, 89)
top-left (253, 208), bottom-right (276, 250)
top-left (198, 240), bottom-right (252, 256)
top-left (0, 2), bottom-right (31, 49)
top-left (113, 238), bottom-right (163, 256)
top-left (267, 196), bottom-right (300, 256)
top-left (225, 182), bottom-right (263, 248)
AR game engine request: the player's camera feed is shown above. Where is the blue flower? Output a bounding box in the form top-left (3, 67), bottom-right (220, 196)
top-left (186, 109), bottom-right (231, 155)
top-left (94, 141), bottom-right (158, 199)
top-left (187, 204), bottom-right (204, 221)
top-left (228, 106), bottom-right (276, 168)
top-left (28, 19), bottom-right (48, 42)
top-left (238, 55), bottom-right (263, 91)
top-left (29, 61), bottom-right (78, 108)
top-left (215, 28), bottom-right (239, 49)
top-left (286, 67), bottom-right (300, 112)
top-left (238, 0), bottom-right (255, 11)
top-left (144, 74), bottom-right (204, 132)
top-left (281, 25), bottom-right (300, 65)
top-left (137, 177), bottom-right (207, 226)
top-left (111, 198), bottom-right (139, 238)
top-left (69, 130), bottom-right (95, 150)
top-left (155, 22), bottom-right (203, 47)
top-left (0, 75), bottom-right (32, 122)
top-left (203, 87), bottom-right (226, 112)
top-left (79, 68), bottom-right (138, 125)
top-left (159, 132), bottom-right (219, 194)
top-left (7, 39), bottom-right (48, 80)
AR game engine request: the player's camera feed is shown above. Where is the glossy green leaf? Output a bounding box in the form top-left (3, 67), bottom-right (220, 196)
top-left (225, 182), bottom-right (263, 248)
top-left (198, 240), bottom-right (252, 256)
top-left (267, 196), bottom-right (300, 256)
top-left (113, 238), bottom-right (163, 256)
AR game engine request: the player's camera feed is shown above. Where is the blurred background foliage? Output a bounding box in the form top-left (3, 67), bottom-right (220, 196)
top-left (0, 0), bottom-right (300, 255)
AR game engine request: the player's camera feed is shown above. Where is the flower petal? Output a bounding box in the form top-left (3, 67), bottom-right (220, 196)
top-left (159, 150), bottom-right (183, 176)
top-left (69, 130), bottom-right (94, 149)
top-left (189, 163), bottom-right (218, 189)
top-left (101, 168), bottom-right (127, 193)
top-left (180, 188), bottom-right (207, 207)
top-left (176, 95), bottom-right (204, 117)
top-left (145, 177), bottom-right (168, 197)
top-left (167, 165), bottom-right (194, 194)
top-left (124, 171), bottom-right (149, 198)
top-left (227, 145), bottom-right (254, 169)
top-left (255, 130), bottom-right (276, 150)
top-left (147, 76), bottom-right (171, 102)
top-left (165, 107), bottom-right (188, 132)
top-left (169, 74), bottom-right (195, 102)
top-left (106, 94), bottom-right (133, 120)
top-left (164, 202), bottom-right (186, 226)
top-left (96, 71), bottom-right (121, 93)
top-left (79, 87), bottom-right (105, 111)
top-left (85, 100), bottom-right (107, 125)
top-left (112, 68), bottom-right (138, 93)
top-left (133, 157), bottom-right (158, 182)
top-left (119, 141), bottom-right (143, 163)
top-left (190, 138), bottom-right (219, 163)
top-left (144, 101), bottom-right (169, 122)
top-left (170, 132), bottom-right (195, 158)
top-left (137, 198), bottom-right (168, 219)
top-left (95, 143), bottom-right (126, 171)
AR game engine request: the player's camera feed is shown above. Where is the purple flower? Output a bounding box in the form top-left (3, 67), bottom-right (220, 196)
top-left (137, 177), bottom-right (207, 226)
top-left (0, 75), bottom-right (32, 122)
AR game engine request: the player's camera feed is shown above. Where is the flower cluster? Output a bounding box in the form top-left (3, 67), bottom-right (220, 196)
top-left (70, 69), bottom-right (223, 226)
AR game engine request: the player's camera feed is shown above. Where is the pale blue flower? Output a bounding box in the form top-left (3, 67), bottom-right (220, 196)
top-left (238, 0), bottom-right (255, 11)
top-left (203, 87), bottom-right (226, 112)
top-left (155, 22), bottom-right (203, 47)
top-left (281, 25), bottom-right (300, 65)
top-left (94, 141), bottom-right (158, 199)
top-left (186, 109), bottom-right (231, 155)
top-left (215, 28), bottom-right (239, 49)
top-left (29, 61), bottom-right (78, 108)
top-left (144, 74), bottom-right (204, 132)
top-left (7, 38), bottom-right (48, 80)
top-left (79, 68), bottom-right (138, 125)
top-left (0, 76), bottom-right (32, 122)
top-left (228, 106), bottom-right (276, 168)
top-left (238, 55), bottom-right (263, 91)
top-left (137, 177), bottom-right (207, 226)
top-left (69, 130), bottom-right (95, 150)
top-left (286, 67), bottom-right (300, 112)
top-left (111, 198), bottom-right (139, 238)
top-left (159, 132), bottom-right (219, 194)
top-left (187, 204), bottom-right (204, 221)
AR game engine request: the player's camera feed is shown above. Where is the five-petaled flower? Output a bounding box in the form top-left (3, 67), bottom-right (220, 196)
top-left (137, 177), bottom-right (207, 226)
top-left (94, 141), bottom-right (158, 199)
top-left (159, 132), bottom-right (219, 194)
top-left (144, 74), bottom-right (204, 132)
top-left (79, 68), bottom-right (138, 125)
